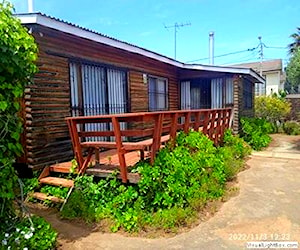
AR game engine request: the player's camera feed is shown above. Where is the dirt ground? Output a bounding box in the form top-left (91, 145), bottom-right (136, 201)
top-left (29, 134), bottom-right (300, 249)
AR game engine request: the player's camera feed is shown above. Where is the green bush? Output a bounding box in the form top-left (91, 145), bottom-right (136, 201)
top-left (62, 130), bottom-right (250, 232)
top-left (255, 95), bottom-right (291, 131)
top-left (240, 117), bottom-right (273, 150)
top-left (0, 1), bottom-right (37, 220)
top-left (0, 216), bottom-right (57, 250)
top-left (283, 121), bottom-right (300, 135)
top-left (219, 130), bottom-right (251, 180)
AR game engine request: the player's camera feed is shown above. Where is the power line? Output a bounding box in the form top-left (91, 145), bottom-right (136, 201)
top-left (186, 47), bottom-right (257, 63)
top-left (221, 50), bottom-right (259, 65)
top-left (185, 37), bottom-right (286, 64)
top-left (264, 45), bottom-right (287, 49)
top-left (164, 22), bottom-right (191, 60)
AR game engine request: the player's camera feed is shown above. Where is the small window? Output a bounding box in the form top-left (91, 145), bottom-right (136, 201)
top-left (148, 76), bottom-right (168, 111)
top-left (243, 80), bottom-right (253, 109)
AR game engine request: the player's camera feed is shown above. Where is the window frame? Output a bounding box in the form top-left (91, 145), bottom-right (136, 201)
top-left (243, 79), bottom-right (253, 109)
top-left (148, 75), bottom-right (169, 111)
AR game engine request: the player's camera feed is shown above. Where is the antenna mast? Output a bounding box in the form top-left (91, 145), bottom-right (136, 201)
top-left (165, 22), bottom-right (191, 60)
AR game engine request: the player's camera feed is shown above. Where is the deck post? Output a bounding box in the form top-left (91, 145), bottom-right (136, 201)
top-left (67, 119), bottom-right (84, 170)
top-left (183, 111), bottom-right (191, 133)
top-left (194, 111), bottom-right (201, 131)
top-left (150, 113), bottom-right (163, 164)
top-left (111, 116), bottom-right (128, 183)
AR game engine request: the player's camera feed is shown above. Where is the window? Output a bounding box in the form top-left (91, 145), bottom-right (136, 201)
top-left (69, 61), bottom-right (128, 141)
top-left (70, 61), bottom-right (128, 117)
top-left (148, 76), bottom-right (168, 111)
top-left (225, 77), bottom-right (234, 106)
top-left (243, 80), bottom-right (253, 109)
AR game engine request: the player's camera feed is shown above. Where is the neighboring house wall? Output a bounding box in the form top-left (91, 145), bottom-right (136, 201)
top-left (265, 71), bottom-right (283, 95)
top-left (232, 59), bottom-right (283, 96)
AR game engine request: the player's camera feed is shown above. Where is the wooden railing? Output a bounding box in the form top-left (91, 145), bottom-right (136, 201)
top-left (66, 108), bottom-right (232, 183)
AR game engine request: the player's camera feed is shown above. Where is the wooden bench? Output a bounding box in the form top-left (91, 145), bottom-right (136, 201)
top-left (66, 108), bottom-right (232, 183)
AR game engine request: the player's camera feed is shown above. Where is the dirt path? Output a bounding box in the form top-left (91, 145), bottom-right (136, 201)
top-left (35, 134), bottom-right (300, 249)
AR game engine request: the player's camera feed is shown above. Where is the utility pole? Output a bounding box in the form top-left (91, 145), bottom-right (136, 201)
top-left (209, 32), bottom-right (215, 65)
top-left (165, 22), bottom-right (191, 60)
top-left (258, 36), bottom-right (264, 76)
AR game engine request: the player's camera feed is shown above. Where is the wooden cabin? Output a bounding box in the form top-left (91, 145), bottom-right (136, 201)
top-left (17, 13), bottom-right (264, 170)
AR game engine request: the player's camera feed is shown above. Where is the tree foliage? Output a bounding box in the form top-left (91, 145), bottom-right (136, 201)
top-left (255, 95), bottom-right (291, 125)
top-left (286, 48), bottom-right (300, 92)
top-left (288, 27), bottom-right (300, 55)
top-left (0, 1), bottom-right (37, 222)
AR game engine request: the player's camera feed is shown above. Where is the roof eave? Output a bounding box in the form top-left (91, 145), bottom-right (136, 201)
top-left (16, 13), bottom-right (184, 68)
top-left (16, 13), bottom-right (265, 84)
top-left (183, 64), bottom-right (265, 83)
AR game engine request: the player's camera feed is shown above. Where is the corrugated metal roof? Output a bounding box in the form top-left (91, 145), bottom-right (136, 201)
top-left (16, 12), bottom-right (265, 84)
top-left (16, 12), bottom-right (180, 63)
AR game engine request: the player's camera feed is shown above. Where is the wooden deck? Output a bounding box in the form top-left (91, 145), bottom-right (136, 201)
top-left (65, 108), bottom-right (233, 183)
top-left (50, 149), bottom-right (145, 183)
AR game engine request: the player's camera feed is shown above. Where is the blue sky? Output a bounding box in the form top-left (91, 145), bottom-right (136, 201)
top-left (10, 0), bottom-right (300, 67)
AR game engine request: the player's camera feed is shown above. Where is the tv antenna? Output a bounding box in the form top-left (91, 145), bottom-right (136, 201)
top-left (164, 22), bottom-right (191, 60)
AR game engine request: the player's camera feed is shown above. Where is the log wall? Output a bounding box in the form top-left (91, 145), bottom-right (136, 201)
top-left (22, 25), bottom-right (179, 169)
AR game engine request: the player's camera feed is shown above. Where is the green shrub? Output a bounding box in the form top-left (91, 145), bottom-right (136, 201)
top-left (0, 216), bottom-right (57, 250)
top-left (255, 95), bottom-right (291, 131)
top-left (62, 131), bottom-right (250, 233)
top-left (0, 0), bottom-right (37, 220)
top-left (21, 177), bottom-right (39, 196)
top-left (240, 117), bottom-right (272, 150)
top-left (283, 121), bottom-right (300, 135)
top-left (219, 130), bottom-right (251, 180)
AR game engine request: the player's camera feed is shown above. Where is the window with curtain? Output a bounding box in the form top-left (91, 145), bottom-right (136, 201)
top-left (148, 76), bottom-right (168, 111)
top-left (243, 80), bottom-right (253, 109)
top-left (225, 77), bottom-right (234, 105)
top-left (69, 61), bottom-right (128, 141)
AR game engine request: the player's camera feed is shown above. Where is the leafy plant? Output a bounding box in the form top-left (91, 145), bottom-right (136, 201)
top-left (219, 130), bottom-right (251, 180)
top-left (21, 177), bottom-right (39, 196)
top-left (283, 121), bottom-right (300, 135)
top-left (62, 131), bottom-right (250, 233)
top-left (40, 185), bottom-right (69, 199)
top-left (286, 48), bottom-right (300, 92)
top-left (255, 95), bottom-right (291, 131)
top-left (0, 215), bottom-right (57, 250)
top-left (240, 117), bottom-right (272, 150)
top-left (0, 0), bottom-right (37, 223)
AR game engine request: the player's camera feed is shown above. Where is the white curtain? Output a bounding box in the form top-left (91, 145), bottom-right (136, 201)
top-left (157, 78), bottom-right (166, 110)
top-left (180, 81), bottom-right (191, 110)
top-left (211, 78), bottom-right (223, 109)
top-left (225, 77), bottom-right (233, 105)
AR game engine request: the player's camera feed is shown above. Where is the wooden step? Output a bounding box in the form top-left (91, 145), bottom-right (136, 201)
top-left (50, 163), bottom-right (73, 173)
top-left (31, 192), bottom-right (64, 203)
top-left (39, 177), bottom-right (74, 188)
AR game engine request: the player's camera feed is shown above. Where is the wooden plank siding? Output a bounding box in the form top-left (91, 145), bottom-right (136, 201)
top-left (21, 25), bottom-right (180, 169)
top-left (232, 76), bottom-right (255, 134)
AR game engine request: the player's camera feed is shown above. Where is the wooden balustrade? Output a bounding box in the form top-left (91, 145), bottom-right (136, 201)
top-left (66, 108), bottom-right (232, 183)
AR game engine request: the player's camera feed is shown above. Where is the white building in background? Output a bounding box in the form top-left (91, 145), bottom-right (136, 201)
top-left (232, 59), bottom-right (285, 96)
